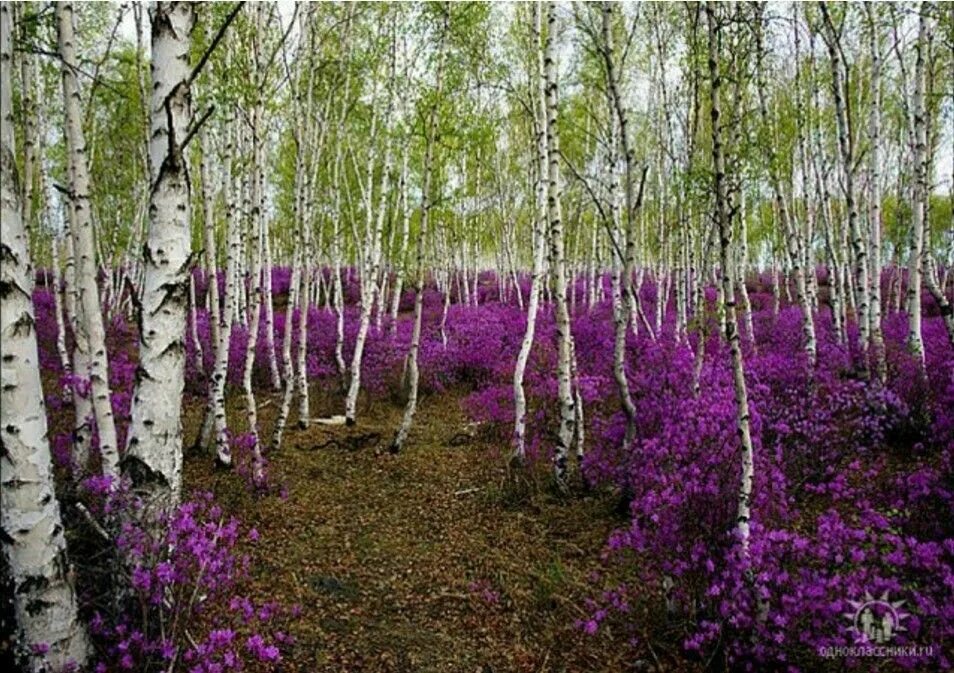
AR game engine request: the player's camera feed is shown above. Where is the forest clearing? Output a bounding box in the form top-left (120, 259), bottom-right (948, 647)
top-left (1, 1), bottom-right (953, 672)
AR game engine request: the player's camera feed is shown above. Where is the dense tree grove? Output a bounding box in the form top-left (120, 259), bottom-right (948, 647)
top-left (1, 2), bottom-right (952, 671)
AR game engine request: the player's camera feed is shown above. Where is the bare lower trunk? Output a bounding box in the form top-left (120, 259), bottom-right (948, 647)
top-left (242, 219), bottom-right (265, 483)
top-left (600, 1), bottom-right (639, 449)
top-left (925, 257), bottom-right (954, 349)
top-left (389, 146), bottom-right (411, 333)
top-left (211, 120), bottom-right (239, 467)
top-left (51, 237), bottom-right (72, 376)
top-left (273, 240), bottom-right (300, 451)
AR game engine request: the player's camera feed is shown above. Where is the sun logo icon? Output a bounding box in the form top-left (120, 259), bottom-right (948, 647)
top-left (844, 591), bottom-right (910, 644)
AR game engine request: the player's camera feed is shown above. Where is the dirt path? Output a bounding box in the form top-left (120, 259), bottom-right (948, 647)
top-left (185, 391), bottom-right (636, 673)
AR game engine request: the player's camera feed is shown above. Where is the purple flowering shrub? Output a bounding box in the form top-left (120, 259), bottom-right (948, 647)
top-left (24, 265), bottom-right (953, 671)
top-left (569, 310), bottom-right (953, 669)
top-left (75, 478), bottom-right (292, 672)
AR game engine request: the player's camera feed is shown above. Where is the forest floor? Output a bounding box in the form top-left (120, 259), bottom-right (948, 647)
top-left (182, 389), bottom-right (649, 673)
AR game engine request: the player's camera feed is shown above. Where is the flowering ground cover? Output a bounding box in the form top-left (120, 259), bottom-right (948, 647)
top-left (5, 268), bottom-right (949, 672)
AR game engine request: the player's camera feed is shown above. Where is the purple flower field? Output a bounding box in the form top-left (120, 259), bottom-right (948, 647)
top-left (22, 266), bottom-right (953, 672)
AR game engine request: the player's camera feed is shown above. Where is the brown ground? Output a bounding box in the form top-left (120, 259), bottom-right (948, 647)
top-left (182, 388), bottom-right (648, 673)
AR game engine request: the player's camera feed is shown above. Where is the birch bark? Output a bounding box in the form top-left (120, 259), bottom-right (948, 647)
top-left (123, 1), bottom-right (195, 507)
top-left (56, 1), bottom-right (120, 478)
top-left (707, 2), bottom-right (756, 554)
top-left (906, 7), bottom-right (933, 367)
top-left (390, 4), bottom-right (449, 453)
top-left (1, 5), bottom-right (89, 664)
top-left (545, 1), bottom-right (576, 483)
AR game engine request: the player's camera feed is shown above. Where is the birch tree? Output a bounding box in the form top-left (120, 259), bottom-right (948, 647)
top-left (820, 4), bottom-right (871, 376)
top-left (865, 4), bottom-right (887, 382)
top-left (390, 3), bottom-right (450, 454)
top-left (512, 2), bottom-right (550, 464)
top-left (707, 2), bottom-right (756, 555)
top-left (599, 1), bottom-right (641, 449)
top-left (1, 5), bottom-right (89, 666)
top-left (754, 5), bottom-right (816, 369)
top-left (905, 6), bottom-right (933, 367)
top-left (123, 1), bottom-right (196, 508)
top-left (544, 1), bottom-right (576, 483)
top-left (56, 1), bottom-right (120, 478)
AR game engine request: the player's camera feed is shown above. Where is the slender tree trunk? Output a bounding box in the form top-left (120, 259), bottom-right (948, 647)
top-left (50, 236), bottom-right (72, 376)
top-left (545, 2), bottom-right (576, 483)
top-left (925, 257), bottom-right (954, 349)
top-left (242, 215), bottom-right (265, 483)
top-left (865, 4), bottom-right (886, 382)
top-left (737, 191), bottom-right (755, 349)
top-left (601, 2), bottom-right (639, 449)
top-left (707, 2), bottom-right (756, 555)
top-left (329, 53), bottom-right (351, 387)
top-left (821, 5), bottom-right (870, 376)
top-left (389, 145), bottom-right (411, 333)
top-left (273, 231), bottom-right (300, 451)
top-left (17, 10), bottom-right (36, 236)
top-left (906, 8), bottom-right (933, 367)
top-left (211, 119), bottom-right (239, 467)
top-left (196, 77), bottom-right (222, 452)
top-left (512, 8), bottom-right (550, 463)
top-left (1, 6), bottom-right (89, 664)
top-left (262, 227), bottom-right (281, 390)
top-left (345, 45), bottom-right (396, 425)
top-left (56, 2), bottom-right (120, 478)
top-left (188, 270), bottom-right (203, 374)
top-left (61, 193), bottom-right (95, 470)
top-left (390, 4), bottom-right (449, 454)
top-left (756, 5), bottom-right (814, 367)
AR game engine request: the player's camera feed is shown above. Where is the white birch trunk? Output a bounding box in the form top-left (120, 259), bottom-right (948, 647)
top-left (906, 9), bottom-right (932, 367)
top-left (212, 120), bottom-right (239, 467)
top-left (242, 217), bottom-right (265, 483)
top-left (390, 7), bottom-right (449, 453)
top-left (601, 2), bottom-right (638, 449)
top-left (1, 6), bottom-right (89, 663)
top-left (272, 235), bottom-right (300, 451)
top-left (925, 257), bottom-right (954, 349)
top-left (56, 2), bottom-right (120, 478)
top-left (545, 2), bottom-right (575, 483)
top-left (261, 225), bottom-right (280, 391)
top-left (123, 2), bottom-right (195, 507)
top-left (188, 271), bottom-right (203, 374)
top-left (389, 145), bottom-right (411, 333)
top-left (196, 84), bottom-right (223, 453)
top-left (345, 71), bottom-right (394, 424)
top-left (512, 5), bottom-right (549, 464)
top-left (821, 6), bottom-right (871, 375)
top-left (62, 196), bottom-right (94, 469)
top-left (707, 3), bottom-right (756, 555)
top-left (50, 237), bottom-right (72, 376)
top-left (865, 4), bottom-right (886, 382)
